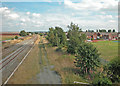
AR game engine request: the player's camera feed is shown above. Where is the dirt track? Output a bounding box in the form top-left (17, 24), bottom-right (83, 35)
top-left (29, 38), bottom-right (61, 84)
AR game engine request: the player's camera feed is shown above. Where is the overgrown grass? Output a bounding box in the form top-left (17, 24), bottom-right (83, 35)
top-left (45, 44), bottom-right (89, 84)
top-left (92, 41), bottom-right (118, 61)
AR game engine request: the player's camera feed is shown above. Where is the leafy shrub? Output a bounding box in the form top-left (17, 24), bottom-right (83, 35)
top-left (19, 30), bottom-right (27, 36)
top-left (39, 33), bottom-right (43, 36)
top-left (48, 43), bottom-right (52, 47)
top-left (56, 46), bottom-right (62, 51)
top-left (15, 36), bottom-right (18, 39)
top-left (92, 76), bottom-right (112, 86)
top-left (104, 57), bottom-right (120, 83)
top-left (11, 38), bottom-right (14, 40)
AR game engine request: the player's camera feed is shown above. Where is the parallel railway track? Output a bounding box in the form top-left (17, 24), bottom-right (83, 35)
top-left (0, 35), bottom-right (38, 85)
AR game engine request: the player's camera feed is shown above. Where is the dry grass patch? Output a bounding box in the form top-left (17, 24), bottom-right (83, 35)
top-left (2, 35), bottom-right (18, 41)
top-left (45, 45), bottom-right (87, 84)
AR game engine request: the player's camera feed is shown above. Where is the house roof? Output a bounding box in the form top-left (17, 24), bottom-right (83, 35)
top-left (80, 32), bottom-right (118, 37)
top-left (84, 32), bottom-right (93, 36)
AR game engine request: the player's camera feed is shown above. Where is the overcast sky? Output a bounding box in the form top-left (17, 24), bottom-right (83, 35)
top-left (0, 0), bottom-right (118, 32)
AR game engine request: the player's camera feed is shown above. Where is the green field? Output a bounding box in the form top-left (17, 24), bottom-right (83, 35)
top-left (92, 41), bottom-right (118, 61)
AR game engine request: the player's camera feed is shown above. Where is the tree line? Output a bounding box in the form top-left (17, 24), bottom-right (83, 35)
top-left (86, 29), bottom-right (116, 32)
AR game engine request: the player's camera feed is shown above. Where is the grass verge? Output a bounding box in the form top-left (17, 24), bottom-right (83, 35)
top-left (92, 41), bottom-right (118, 61)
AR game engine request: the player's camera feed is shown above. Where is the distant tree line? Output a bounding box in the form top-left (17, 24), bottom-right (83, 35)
top-left (19, 30), bottom-right (34, 36)
top-left (19, 30), bottom-right (28, 36)
top-left (98, 29), bottom-right (115, 32)
top-left (86, 29), bottom-right (116, 32)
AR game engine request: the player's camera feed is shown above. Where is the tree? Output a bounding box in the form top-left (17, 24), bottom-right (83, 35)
top-left (35, 32), bottom-right (38, 34)
top-left (67, 36), bottom-right (80, 54)
top-left (80, 34), bottom-right (86, 42)
top-left (27, 32), bottom-right (29, 35)
top-left (97, 33), bottom-right (101, 36)
top-left (96, 30), bottom-right (98, 32)
top-left (54, 27), bottom-right (67, 46)
top-left (15, 36), bottom-right (18, 39)
top-left (108, 29), bottom-right (111, 33)
top-left (67, 22), bottom-right (80, 38)
top-left (74, 43), bottom-right (100, 74)
top-left (67, 22), bottom-right (86, 54)
top-left (99, 29), bottom-right (106, 32)
top-left (88, 30), bottom-right (94, 32)
top-left (19, 30), bottom-right (27, 36)
top-left (113, 29), bottom-right (115, 32)
top-left (11, 38), bottom-right (14, 40)
top-left (54, 33), bottom-right (60, 46)
top-left (104, 57), bottom-right (120, 83)
top-left (47, 27), bottom-right (67, 47)
top-left (48, 27), bottom-right (55, 46)
top-left (39, 33), bottom-right (43, 36)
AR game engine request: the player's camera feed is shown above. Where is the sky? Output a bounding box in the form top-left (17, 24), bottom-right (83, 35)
top-left (0, 0), bottom-right (119, 32)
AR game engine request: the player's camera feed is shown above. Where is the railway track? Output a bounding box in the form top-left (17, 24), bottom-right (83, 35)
top-left (0, 35), bottom-right (38, 85)
top-left (1, 36), bottom-right (35, 58)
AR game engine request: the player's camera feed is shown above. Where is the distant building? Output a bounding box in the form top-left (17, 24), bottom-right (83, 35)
top-left (118, 32), bottom-right (120, 40)
top-left (85, 32), bottom-right (93, 40)
top-left (85, 32), bottom-right (118, 40)
top-left (92, 33), bottom-right (97, 40)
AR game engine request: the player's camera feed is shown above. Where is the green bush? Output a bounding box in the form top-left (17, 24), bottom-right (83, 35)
top-left (92, 76), bottom-right (112, 86)
top-left (56, 46), bottom-right (62, 51)
top-left (19, 30), bottom-right (27, 36)
top-left (39, 33), bottom-right (43, 36)
top-left (11, 38), bottom-right (14, 40)
top-left (15, 36), bottom-right (18, 39)
top-left (104, 57), bottom-right (120, 83)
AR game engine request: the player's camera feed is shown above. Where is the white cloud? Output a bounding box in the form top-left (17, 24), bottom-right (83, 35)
top-left (109, 20), bottom-right (116, 23)
top-left (64, 0), bottom-right (118, 11)
top-left (32, 20), bottom-right (36, 23)
top-left (106, 15), bottom-right (113, 18)
top-left (8, 13), bottom-right (19, 19)
top-left (0, 7), bottom-right (8, 13)
top-left (101, 12), bottom-right (106, 14)
top-left (32, 13), bottom-right (41, 17)
top-left (5, 10), bottom-right (11, 14)
top-left (1, 6), bottom-right (118, 32)
top-left (20, 18), bottom-right (26, 22)
top-left (98, 15), bottom-right (113, 19)
top-left (26, 12), bottom-right (30, 15)
top-left (0, 7), bottom-right (19, 20)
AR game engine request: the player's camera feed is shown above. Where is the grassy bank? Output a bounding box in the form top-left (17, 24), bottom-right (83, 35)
top-left (92, 41), bottom-right (118, 61)
top-left (44, 39), bottom-right (118, 84)
top-left (45, 44), bottom-right (89, 84)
